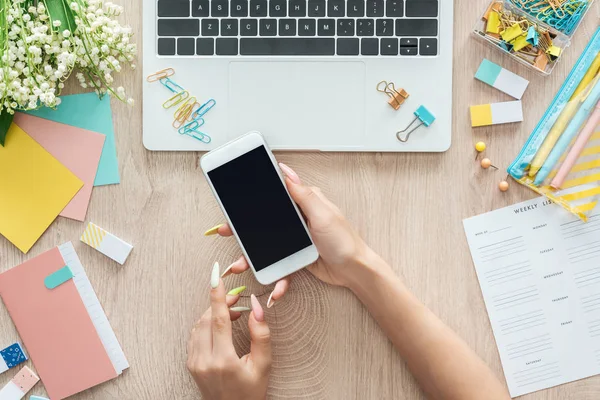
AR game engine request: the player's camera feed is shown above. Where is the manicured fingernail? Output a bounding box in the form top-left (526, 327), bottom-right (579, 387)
top-left (210, 262), bottom-right (220, 289)
top-left (230, 307), bottom-right (251, 312)
top-left (221, 261), bottom-right (236, 278)
top-left (227, 286), bottom-right (247, 296)
top-left (267, 291), bottom-right (275, 309)
top-left (251, 294), bottom-right (264, 322)
top-left (204, 224), bottom-right (224, 236)
top-left (279, 163), bottom-right (301, 184)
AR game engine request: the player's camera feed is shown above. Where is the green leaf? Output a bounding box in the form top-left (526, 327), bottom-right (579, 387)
top-left (43, 0), bottom-right (77, 32)
top-left (0, 112), bottom-right (14, 147)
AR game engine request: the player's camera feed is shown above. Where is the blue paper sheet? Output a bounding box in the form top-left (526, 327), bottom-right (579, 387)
top-left (25, 92), bottom-right (120, 186)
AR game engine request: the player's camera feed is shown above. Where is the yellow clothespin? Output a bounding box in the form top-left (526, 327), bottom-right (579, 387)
top-left (376, 81), bottom-right (409, 110)
top-left (501, 23), bottom-right (523, 42)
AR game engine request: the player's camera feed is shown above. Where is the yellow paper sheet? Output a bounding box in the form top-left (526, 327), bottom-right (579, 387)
top-left (0, 124), bottom-right (83, 253)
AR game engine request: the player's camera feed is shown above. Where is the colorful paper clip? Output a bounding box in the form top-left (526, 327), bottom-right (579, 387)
top-left (173, 103), bottom-right (195, 128)
top-left (146, 68), bottom-right (175, 83)
top-left (376, 81), bottom-right (409, 110)
top-left (396, 105), bottom-right (436, 143)
top-left (163, 90), bottom-right (190, 109)
top-left (179, 119), bottom-right (212, 144)
top-left (192, 99), bottom-right (217, 120)
top-left (160, 77), bottom-right (185, 93)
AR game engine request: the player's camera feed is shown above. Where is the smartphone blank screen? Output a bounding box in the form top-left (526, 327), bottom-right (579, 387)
top-left (208, 146), bottom-right (312, 271)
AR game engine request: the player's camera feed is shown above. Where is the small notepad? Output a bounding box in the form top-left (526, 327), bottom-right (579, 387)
top-left (81, 223), bottom-right (133, 265)
top-left (475, 59), bottom-right (529, 100)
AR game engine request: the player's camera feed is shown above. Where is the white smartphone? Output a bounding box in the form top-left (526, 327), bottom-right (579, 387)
top-left (200, 132), bottom-right (319, 285)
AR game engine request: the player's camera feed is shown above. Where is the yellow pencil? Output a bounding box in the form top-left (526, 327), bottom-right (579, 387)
top-left (529, 64), bottom-right (600, 177)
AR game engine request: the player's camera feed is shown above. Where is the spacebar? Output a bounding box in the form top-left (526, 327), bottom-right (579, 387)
top-left (240, 38), bottom-right (335, 56)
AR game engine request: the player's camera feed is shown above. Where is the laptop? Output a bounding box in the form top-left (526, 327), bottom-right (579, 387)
top-left (143, 0), bottom-right (453, 152)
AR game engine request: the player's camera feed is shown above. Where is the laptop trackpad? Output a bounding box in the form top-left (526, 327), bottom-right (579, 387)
top-left (228, 62), bottom-right (366, 150)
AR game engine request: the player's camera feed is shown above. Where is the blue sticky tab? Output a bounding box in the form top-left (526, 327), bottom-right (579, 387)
top-left (1, 343), bottom-right (27, 368)
top-left (475, 59), bottom-right (502, 86)
top-left (415, 106), bottom-right (436, 127)
top-left (526, 26), bottom-right (539, 46)
top-left (44, 266), bottom-right (74, 289)
top-left (30, 396), bottom-right (50, 400)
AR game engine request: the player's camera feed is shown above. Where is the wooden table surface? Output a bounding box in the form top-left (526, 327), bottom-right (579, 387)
top-left (1, 1), bottom-right (599, 399)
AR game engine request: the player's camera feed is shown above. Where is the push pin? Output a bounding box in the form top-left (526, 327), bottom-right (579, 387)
top-left (475, 141), bottom-right (486, 159)
top-left (499, 179), bottom-right (510, 192)
top-left (480, 158), bottom-right (499, 170)
top-left (396, 105), bottom-right (435, 143)
top-left (377, 81), bottom-right (409, 110)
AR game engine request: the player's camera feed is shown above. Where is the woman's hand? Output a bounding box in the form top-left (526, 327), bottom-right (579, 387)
top-left (187, 262), bottom-right (271, 400)
top-left (204, 163), bottom-right (374, 302)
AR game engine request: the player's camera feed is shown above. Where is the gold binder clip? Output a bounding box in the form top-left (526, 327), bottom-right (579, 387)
top-left (377, 81), bottom-right (409, 110)
top-left (146, 68), bottom-right (175, 83)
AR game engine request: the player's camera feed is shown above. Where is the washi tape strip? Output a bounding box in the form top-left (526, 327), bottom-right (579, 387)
top-left (475, 59), bottom-right (529, 100)
top-left (0, 366), bottom-right (39, 400)
top-left (44, 266), bottom-right (74, 290)
top-left (80, 223), bottom-right (133, 265)
top-left (0, 344), bottom-right (27, 374)
top-left (470, 101), bottom-right (523, 127)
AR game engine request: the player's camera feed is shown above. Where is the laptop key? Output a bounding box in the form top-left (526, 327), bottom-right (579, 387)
top-left (250, 0), bottom-right (268, 16)
top-left (386, 0), bottom-right (403, 17)
top-left (201, 19), bottom-right (219, 36)
top-left (400, 46), bottom-right (417, 55)
top-left (395, 19), bottom-right (437, 36)
top-left (406, 0), bottom-right (438, 17)
top-left (380, 38), bottom-right (398, 55)
top-left (192, 0), bottom-right (209, 17)
top-left (419, 38), bottom-right (437, 55)
top-left (376, 19), bottom-right (393, 36)
top-left (221, 19), bottom-right (239, 36)
top-left (211, 0), bottom-right (229, 17)
top-left (197, 38), bottom-right (215, 55)
top-left (400, 37), bottom-right (417, 47)
top-left (290, 0), bottom-right (306, 16)
top-left (328, 0), bottom-right (345, 17)
top-left (308, 0), bottom-right (325, 17)
top-left (158, 38), bottom-right (176, 55)
top-left (347, 0), bottom-right (365, 17)
top-left (158, 19), bottom-right (200, 36)
top-left (361, 38), bottom-right (378, 55)
top-left (216, 38), bottom-right (238, 55)
top-left (241, 19), bottom-right (258, 36)
top-left (240, 38), bottom-right (335, 55)
top-left (337, 38), bottom-right (359, 55)
top-left (317, 19), bottom-right (335, 36)
top-left (337, 19), bottom-right (355, 36)
top-left (231, 0), bottom-right (249, 16)
top-left (270, 0), bottom-right (287, 16)
top-left (366, 0), bottom-right (384, 17)
top-left (260, 19), bottom-right (277, 36)
top-left (279, 19), bottom-right (297, 36)
top-left (177, 38), bottom-right (196, 55)
top-left (298, 19), bottom-right (316, 36)
top-left (158, 0), bottom-right (190, 17)
top-left (357, 19), bottom-right (374, 36)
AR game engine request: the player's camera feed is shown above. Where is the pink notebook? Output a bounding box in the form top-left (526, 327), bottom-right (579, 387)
top-left (0, 242), bottom-right (128, 399)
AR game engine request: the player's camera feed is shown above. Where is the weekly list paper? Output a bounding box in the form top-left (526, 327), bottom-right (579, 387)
top-left (464, 197), bottom-right (600, 397)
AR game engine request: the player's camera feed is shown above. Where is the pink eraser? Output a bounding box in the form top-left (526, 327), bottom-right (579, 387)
top-left (11, 366), bottom-right (39, 393)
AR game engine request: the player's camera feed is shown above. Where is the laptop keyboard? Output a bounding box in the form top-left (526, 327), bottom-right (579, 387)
top-left (156, 0), bottom-right (439, 56)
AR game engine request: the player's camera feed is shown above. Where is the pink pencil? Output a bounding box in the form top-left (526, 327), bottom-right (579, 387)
top-left (551, 100), bottom-right (600, 189)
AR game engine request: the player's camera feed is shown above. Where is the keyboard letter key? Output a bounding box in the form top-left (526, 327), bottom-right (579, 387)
top-left (192, 0), bottom-right (210, 17)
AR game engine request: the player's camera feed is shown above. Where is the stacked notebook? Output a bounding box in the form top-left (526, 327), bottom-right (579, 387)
top-left (0, 242), bottom-right (128, 399)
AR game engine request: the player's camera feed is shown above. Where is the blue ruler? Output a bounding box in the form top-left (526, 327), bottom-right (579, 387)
top-left (509, 27), bottom-right (600, 178)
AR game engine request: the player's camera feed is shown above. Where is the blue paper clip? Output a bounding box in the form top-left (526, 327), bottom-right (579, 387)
top-left (179, 119), bottom-right (212, 144)
top-left (396, 105), bottom-right (436, 143)
top-left (192, 99), bottom-right (216, 120)
top-left (160, 77), bottom-right (185, 93)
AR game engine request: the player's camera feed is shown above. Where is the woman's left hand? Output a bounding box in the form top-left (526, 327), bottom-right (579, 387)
top-left (205, 224), bottom-right (291, 308)
top-left (187, 264), bottom-right (272, 400)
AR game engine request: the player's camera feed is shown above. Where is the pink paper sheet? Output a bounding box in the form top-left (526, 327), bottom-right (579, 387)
top-left (13, 113), bottom-right (105, 222)
top-left (0, 247), bottom-right (117, 400)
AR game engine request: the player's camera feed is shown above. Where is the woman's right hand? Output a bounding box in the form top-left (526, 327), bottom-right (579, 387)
top-left (278, 163), bottom-right (375, 289)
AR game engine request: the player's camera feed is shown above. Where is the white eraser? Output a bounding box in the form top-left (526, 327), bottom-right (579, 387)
top-left (475, 59), bottom-right (529, 99)
top-left (80, 223), bottom-right (133, 265)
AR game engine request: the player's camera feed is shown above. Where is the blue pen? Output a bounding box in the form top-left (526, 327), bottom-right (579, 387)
top-left (534, 78), bottom-right (600, 185)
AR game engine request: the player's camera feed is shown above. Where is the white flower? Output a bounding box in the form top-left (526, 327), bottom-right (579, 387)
top-left (53, 20), bottom-right (61, 27)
